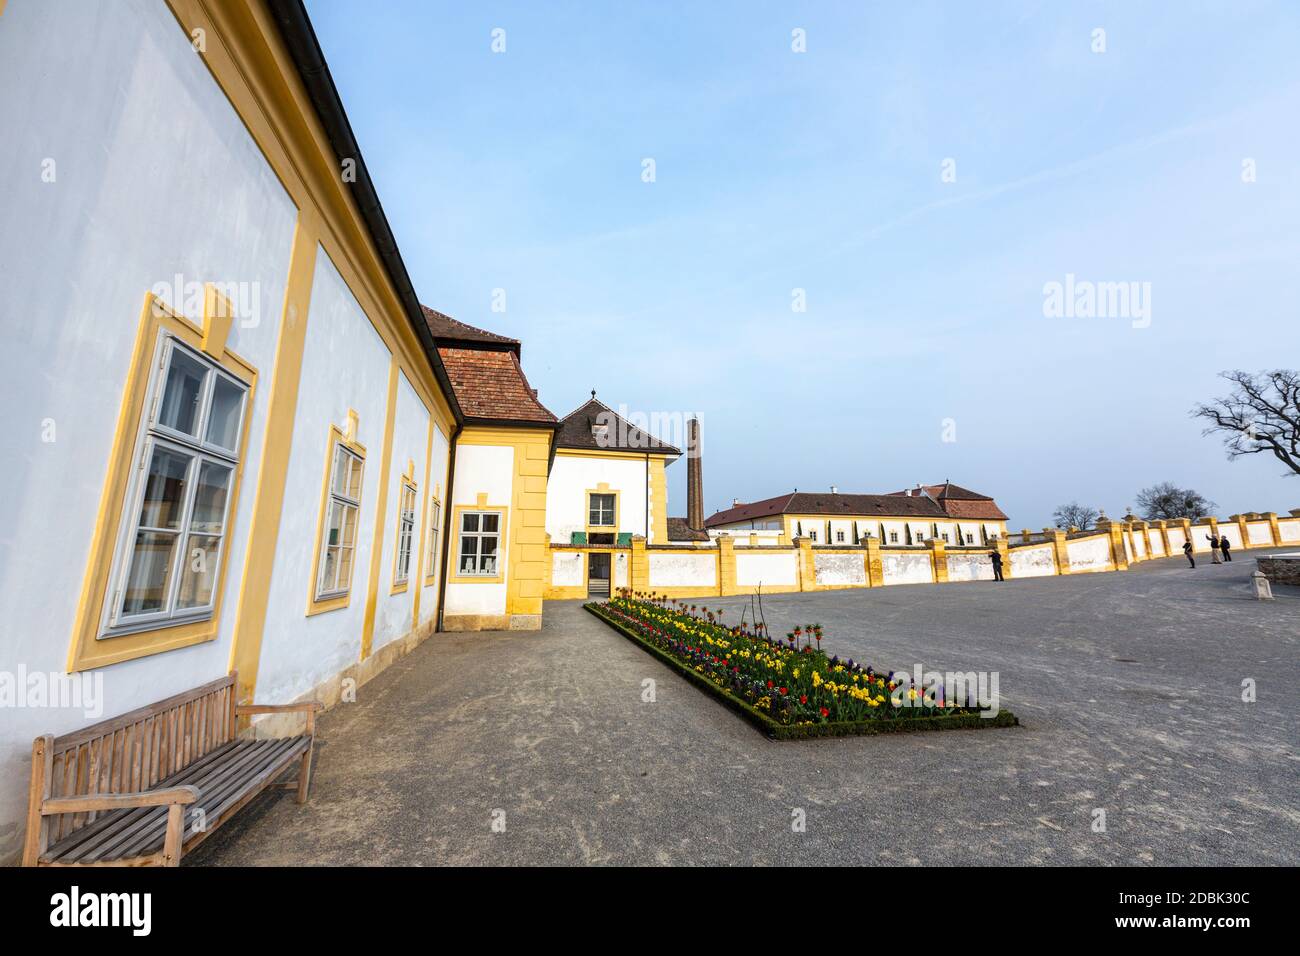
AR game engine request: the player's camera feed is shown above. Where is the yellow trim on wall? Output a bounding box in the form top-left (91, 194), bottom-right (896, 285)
top-left (224, 214), bottom-right (319, 703)
top-left (360, 358), bottom-right (399, 660)
top-left (448, 496), bottom-right (509, 585)
top-left (412, 417), bottom-right (437, 628)
top-left (305, 416), bottom-right (366, 618)
top-left (162, 0), bottom-right (456, 441)
top-left (67, 291), bottom-right (258, 672)
top-left (648, 456), bottom-right (669, 544)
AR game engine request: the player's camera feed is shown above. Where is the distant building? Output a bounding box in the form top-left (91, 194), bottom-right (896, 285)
top-left (705, 481), bottom-right (1009, 546)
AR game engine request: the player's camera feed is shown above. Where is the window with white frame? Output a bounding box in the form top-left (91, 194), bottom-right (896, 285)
top-left (588, 493), bottom-right (615, 527)
top-left (104, 336), bottom-right (247, 635)
top-left (394, 481), bottom-right (417, 585)
top-left (317, 442), bottom-right (364, 600)
top-left (458, 511), bottom-right (501, 575)
top-left (424, 496), bottom-right (441, 579)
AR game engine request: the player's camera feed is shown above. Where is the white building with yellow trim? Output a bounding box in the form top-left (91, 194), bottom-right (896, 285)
top-left (0, 0), bottom-right (556, 863)
top-left (544, 396), bottom-right (681, 598)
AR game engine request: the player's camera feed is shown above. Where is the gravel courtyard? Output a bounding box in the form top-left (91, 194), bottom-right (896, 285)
top-left (190, 551), bottom-right (1299, 866)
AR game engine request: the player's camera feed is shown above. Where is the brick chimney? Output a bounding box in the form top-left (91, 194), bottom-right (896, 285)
top-left (687, 417), bottom-right (704, 531)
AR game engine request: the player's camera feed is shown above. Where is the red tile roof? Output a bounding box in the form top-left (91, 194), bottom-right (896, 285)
top-left (421, 305), bottom-right (520, 352)
top-left (705, 492), bottom-right (946, 528)
top-left (555, 396), bottom-right (681, 455)
top-left (887, 482), bottom-right (1009, 520)
top-left (438, 346), bottom-right (556, 425)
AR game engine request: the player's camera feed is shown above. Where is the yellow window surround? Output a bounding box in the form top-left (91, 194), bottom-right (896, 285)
top-left (390, 458), bottom-right (418, 595)
top-left (67, 289), bottom-right (257, 672)
top-left (586, 483), bottom-right (620, 535)
top-left (449, 493), bottom-right (508, 584)
top-left (306, 410), bottom-right (366, 617)
top-left (423, 481), bottom-right (442, 587)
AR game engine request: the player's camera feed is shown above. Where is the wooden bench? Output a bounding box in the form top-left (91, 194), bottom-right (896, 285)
top-left (22, 672), bottom-right (321, 867)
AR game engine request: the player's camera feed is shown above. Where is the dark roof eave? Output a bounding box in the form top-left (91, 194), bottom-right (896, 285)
top-left (265, 0), bottom-right (463, 427)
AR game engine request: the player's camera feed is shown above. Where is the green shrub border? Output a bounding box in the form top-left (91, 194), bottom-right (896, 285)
top-left (585, 603), bottom-right (1020, 740)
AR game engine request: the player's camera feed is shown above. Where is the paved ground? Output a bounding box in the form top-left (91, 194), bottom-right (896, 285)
top-left (190, 550), bottom-right (1300, 866)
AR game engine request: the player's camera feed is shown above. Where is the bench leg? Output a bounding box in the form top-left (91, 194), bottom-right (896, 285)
top-left (161, 803), bottom-right (185, 867)
top-left (295, 745), bottom-right (313, 804)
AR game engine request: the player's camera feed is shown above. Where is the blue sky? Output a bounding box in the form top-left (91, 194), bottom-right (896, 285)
top-left (306, 0), bottom-right (1300, 526)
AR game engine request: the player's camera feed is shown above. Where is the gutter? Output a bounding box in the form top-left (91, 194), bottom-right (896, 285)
top-left (264, 0), bottom-right (463, 427)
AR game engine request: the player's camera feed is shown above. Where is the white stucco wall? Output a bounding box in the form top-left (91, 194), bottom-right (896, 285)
top-left (735, 551), bottom-right (798, 587)
top-left (881, 551), bottom-right (933, 585)
top-left (552, 551), bottom-right (584, 587)
top-left (814, 553), bottom-right (866, 586)
top-left (1216, 523), bottom-right (1244, 549)
top-left (613, 552), bottom-right (629, 588)
top-left (1010, 544), bottom-right (1056, 578)
top-left (1166, 526), bottom-right (1187, 552)
top-left (1277, 519), bottom-right (1300, 543)
top-left (1067, 535), bottom-right (1113, 572)
top-left (1246, 521), bottom-right (1273, 546)
top-left (948, 552), bottom-right (995, 581)
top-left (0, 0), bottom-right (300, 860)
top-left (545, 453), bottom-right (650, 543)
top-left (1131, 532), bottom-right (1146, 558)
top-left (370, 372), bottom-right (432, 653)
top-left (445, 444), bottom-right (514, 617)
top-left (649, 552), bottom-right (717, 588)
top-left (1146, 529), bottom-right (1165, 556)
top-left (257, 249), bottom-right (391, 706)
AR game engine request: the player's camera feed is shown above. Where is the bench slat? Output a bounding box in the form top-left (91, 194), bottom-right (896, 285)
top-left (48, 738), bottom-right (307, 864)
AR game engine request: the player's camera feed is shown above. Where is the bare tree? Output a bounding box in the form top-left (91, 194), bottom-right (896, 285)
top-left (1135, 482), bottom-right (1215, 520)
top-left (1192, 369), bottom-right (1300, 476)
top-left (1052, 502), bottom-right (1098, 530)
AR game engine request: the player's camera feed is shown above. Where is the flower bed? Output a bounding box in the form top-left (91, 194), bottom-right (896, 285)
top-left (586, 594), bottom-right (1018, 740)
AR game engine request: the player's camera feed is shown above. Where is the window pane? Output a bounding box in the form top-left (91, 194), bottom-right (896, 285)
top-left (320, 546), bottom-right (340, 594)
top-left (335, 546), bottom-right (353, 589)
top-left (176, 534), bottom-right (221, 609)
top-left (205, 375), bottom-right (244, 451)
top-left (190, 460), bottom-right (232, 534)
top-left (347, 456), bottom-right (364, 499)
top-left (138, 446), bottom-right (192, 530)
top-left (462, 513), bottom-right (480, 533)
top-left (157, 348), bottom-right (208, 436)
top-left (121, 531), bottom-right (179, 616)
top-left (481, 535), bottom-right (498, 571)
top-left (481, 513), bottom-right (499, 534)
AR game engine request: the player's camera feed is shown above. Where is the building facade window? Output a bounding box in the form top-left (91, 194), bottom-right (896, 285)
top-left (890, 531), bottom-right (899, 543)
top-left (588, 493), bottom-right (616, 527)
top-left (392, 478), bottom-right (417, 590)
top-left (458, 511), bottom-right (501, 576)
top-left (103, 337), bottom-right (247, 636)
top-left (315, 441), bottom-right (364, 603)
top-left (835, 530), bottom-right (845, 543)
top-left (424, 495), bottom-right (442, 584)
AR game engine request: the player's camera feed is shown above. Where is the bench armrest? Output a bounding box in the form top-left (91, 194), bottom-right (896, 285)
top-left (236, 700), bottom-right (323, 733)
top-left (41, 784), bottom-right (200, 816)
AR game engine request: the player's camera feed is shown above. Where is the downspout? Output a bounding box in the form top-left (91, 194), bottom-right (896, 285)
top-left (645, 453), bottom-right (650, 543)
top-left (435, 422), bottom-right (462, 631)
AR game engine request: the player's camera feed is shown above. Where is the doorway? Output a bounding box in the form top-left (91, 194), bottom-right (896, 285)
top-left (587, 552), bottom-right (611, 598)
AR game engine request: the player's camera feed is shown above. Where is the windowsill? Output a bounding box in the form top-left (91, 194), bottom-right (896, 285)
top-left (390, 580), bottom-right (409, 595)
top-left (306, 591), bottom-right (351, 617)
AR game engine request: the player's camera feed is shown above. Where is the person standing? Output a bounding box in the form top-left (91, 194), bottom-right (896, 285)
top-left (1207, 533), bottom-right (1222, 564)
top-left (1221, 536), bottom-right (1232, 562)
top-left (989, 548), bottom-right (1004, 582)
top-left (1183, 539), bottom-right (1196, 568)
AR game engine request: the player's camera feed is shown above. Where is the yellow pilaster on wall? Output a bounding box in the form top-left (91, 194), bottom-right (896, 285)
top-left (1044, 528), bottom-right (1069, 574)
top-left (1155, 520), bottom-right (1170, 557)
top-left (505, 429), bottom-right (552, 626)
top-left (648, 457), bottom-right (669, 544)
top-left (929, 538), bottom-right (949, 583)
top-left (994, 537), bottom-right (1012, 578)
top-left (1097, 519), bottom-right (1128, 570)
top-left (864, 536), bottom-right (883, 587)
top-left (717, 536), bottom-right (737, 596)
top-left (1264, 512), bottom-right (1281, 546)
top-left (360, 358), bottom-right (400, 660)
top-left (228, 211), bottom-right (319, 705)
top-left (797, 537), bottom-right (815, 591)
top-left (630, 535), bottom-right (649, 593)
